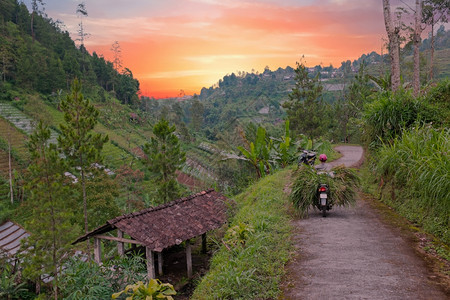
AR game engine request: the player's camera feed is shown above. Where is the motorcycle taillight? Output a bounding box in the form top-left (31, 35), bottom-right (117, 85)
top-left (319, 187), bottom-right (327, 192)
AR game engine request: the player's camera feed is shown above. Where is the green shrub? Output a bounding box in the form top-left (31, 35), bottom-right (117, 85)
top-left (362, 89), bottom-right (442, 148)
top-left (425, 78), bottom-right (450, 126)
top-left (60, 255), bottom-right (147, 299)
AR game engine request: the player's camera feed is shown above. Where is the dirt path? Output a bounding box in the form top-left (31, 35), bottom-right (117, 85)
top-left (282, 145), bottom-right (447, 299)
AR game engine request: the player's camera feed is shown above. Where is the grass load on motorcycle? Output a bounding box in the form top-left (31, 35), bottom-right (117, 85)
top-left (291, 150), bottom-right (359, 217)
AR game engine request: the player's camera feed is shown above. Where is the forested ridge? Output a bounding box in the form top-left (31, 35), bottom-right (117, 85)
top-left (0, 0), bottom-right (449, 299)
top-left (0, 0), bottom-right (139, 103)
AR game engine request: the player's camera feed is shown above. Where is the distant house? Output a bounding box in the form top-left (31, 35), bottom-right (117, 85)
top-left (129, 113), bottom-right (140, 123)
top-left (0, 221), bottom-right (29, 261)
top-left (258, 106), bottom-right (270, 114)
top-left (131, 146), bottom-right (146, 159)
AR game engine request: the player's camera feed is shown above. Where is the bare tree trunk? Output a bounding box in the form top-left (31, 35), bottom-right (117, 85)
top-left (413, 0), bottom-right (423, 97)
top-left (80, 162), bottom-right (90, 256)
top-left (2, 55), bottom-right (6, 82)
top-left (429, 18), bottom-right (435, 81)
top-left (8, 128), bottom-right (13, 204)
top-left (31, 12), bottom-right (35, 43)
top-left (380, 42), bottom-right (384, 77)
top-left (382, 0), bottom-right (401, 92)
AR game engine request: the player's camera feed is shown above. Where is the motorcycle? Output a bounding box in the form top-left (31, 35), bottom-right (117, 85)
top-left (299, 151), bottom-right (333, 217)
top-left (298, 150), bottom-right (317, 166)
top-left (317, 183), bottom-right (331, 217)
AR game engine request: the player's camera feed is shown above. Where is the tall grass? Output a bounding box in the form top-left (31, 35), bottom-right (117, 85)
top-left (376, 126), bottom-right (449, 243)
top-left (362, 89), bottom-right (442, 148)
top-left (191, 168), bottom-right (293, 300)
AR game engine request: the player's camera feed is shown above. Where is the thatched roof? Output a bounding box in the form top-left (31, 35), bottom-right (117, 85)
top-left (73, 189), bottom-right (230, 252)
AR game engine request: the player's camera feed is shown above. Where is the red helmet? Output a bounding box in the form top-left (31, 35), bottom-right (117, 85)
top-left (319, 154), bottom-right (327, 162)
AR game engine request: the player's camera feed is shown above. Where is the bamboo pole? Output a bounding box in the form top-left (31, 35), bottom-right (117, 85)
top-left (146, 247), bottom-right (155, 280)
top-left (94, 237), bottom-right (101, 264)
top-left (117, 230), bottom-right (125, 256)
top-left (157, 252), bottom-right (163, 275)
top-left (186, 240), bottom-right (192, 278)
top-left (202, 233), bottom-right (207, 254)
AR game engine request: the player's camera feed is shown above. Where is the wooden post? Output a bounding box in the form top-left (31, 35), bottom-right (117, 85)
top-left (146, 247), bottom-right (155, 280)
top-left (186, 240), bottom-right (192, 278)
top-left (202, 233), bottom-right (207, 254)
top-left (117, 230), bottom-right (124, 256)
top-left (94, 237), bottom-right (101, 264)
top-left (157, 252), bottom-right (163, 275)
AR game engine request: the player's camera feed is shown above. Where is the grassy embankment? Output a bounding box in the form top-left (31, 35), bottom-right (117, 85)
top-left (191, 167), bottom-right (294, 299)
top-left (362, 126), bottom-right (449, 264)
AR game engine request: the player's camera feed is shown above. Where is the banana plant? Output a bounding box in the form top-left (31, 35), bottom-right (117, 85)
top-left (237, 126), bottom-right (272, 178)
top-left (271, 120), bottom-right (297, 168)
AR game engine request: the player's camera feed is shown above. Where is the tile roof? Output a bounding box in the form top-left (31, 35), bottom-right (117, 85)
top-left (73, 189), bottom-right (230, 252)
top-left (0, 221), bottom-right (30, 257)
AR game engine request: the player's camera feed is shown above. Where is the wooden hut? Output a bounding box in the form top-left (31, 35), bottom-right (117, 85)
top-left (72, 189), bottom-right (230, 279)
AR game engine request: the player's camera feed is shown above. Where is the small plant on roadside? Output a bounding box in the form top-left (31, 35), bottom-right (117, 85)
top-left (111, 280), bottom-right (176, 300)
top-left (224, 222), bottom-right (255, 247)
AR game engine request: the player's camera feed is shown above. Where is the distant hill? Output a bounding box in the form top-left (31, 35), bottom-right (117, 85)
top-left (190, 27), bottom-right (450, 135)
top-left (0, 0), bottom-right (140, 104)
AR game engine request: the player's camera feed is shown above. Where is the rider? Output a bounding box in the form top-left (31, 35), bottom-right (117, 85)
top-left (315, 154), bottom-right (327, 171)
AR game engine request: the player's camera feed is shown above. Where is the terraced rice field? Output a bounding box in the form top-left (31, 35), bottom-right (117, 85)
top-left (0, 102), bottom-right (58, 144)
top-left (44, 103), bottom-right (136, 168)
top-left (0, 101), bottom-right (138, 169)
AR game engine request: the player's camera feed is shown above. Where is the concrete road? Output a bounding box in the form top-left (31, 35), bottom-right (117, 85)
top-left (282, 145), bottom-right (447, 299)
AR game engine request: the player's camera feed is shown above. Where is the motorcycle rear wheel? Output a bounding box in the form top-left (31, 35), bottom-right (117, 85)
top-left (321, 206), bottom-right (327, 217)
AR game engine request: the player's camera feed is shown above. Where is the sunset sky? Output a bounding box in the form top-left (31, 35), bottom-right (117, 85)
top-left (24, 0), bottom-right (400, 98)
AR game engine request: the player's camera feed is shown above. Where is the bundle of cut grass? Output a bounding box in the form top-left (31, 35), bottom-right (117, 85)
top-left (290, 165), bottom-right (360, 217)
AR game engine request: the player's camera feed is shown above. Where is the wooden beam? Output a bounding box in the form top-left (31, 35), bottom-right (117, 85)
top-left (202, 233), bottom-right (207, 254)
top-left (186, 240), bottom-right (192, 278)
top-left (93, 234), bottom-right (143, 245)
top-left (94, 237), bottom-right (101, 264)
top-left (117, 230), bottom-right (125, 256)
top-left (146, 247), bottom-right (155, 280)
top-left (157, 252), bottom-right (163, 275)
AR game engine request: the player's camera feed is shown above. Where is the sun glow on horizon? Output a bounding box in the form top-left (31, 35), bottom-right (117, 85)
top-left (35, 0), bottom-right (388, 98)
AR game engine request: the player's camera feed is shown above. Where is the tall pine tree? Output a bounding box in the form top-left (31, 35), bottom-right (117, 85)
top-left (58, 79), bottom-right (108, 240)
top-left (282, 59), bottom-right (324, 139)
top-left (22, 122), bottom-right (78, 300)
top-left (143, 119), bottom-right (185, 204)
